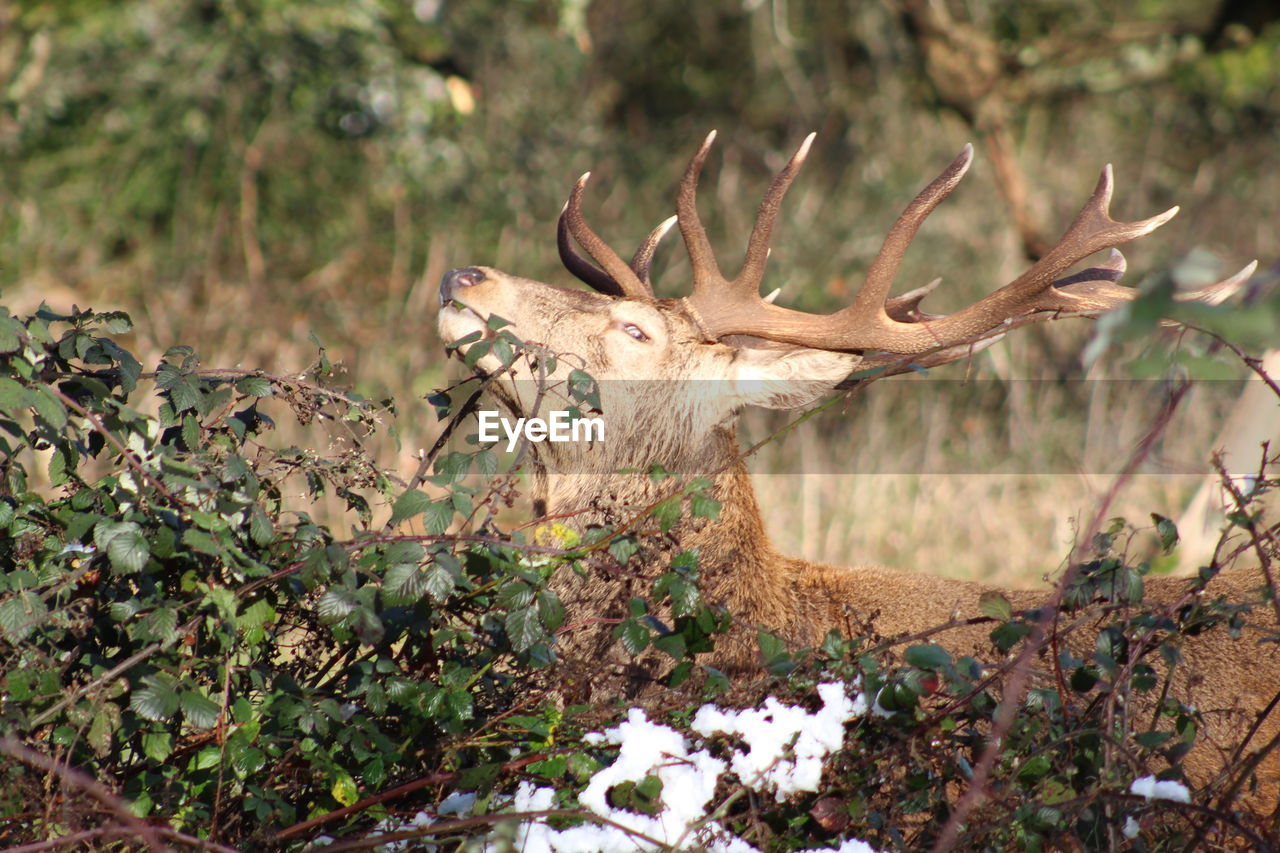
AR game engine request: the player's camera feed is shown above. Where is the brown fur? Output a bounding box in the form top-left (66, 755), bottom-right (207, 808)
top-left (438, 266), bottom-right (1280, 813)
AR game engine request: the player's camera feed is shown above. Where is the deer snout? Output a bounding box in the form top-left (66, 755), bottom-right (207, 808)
top-left (439, 267), bottom-right (487, 305)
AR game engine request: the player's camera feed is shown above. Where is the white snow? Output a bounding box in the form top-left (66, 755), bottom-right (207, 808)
top-left (467, 682), bottom-right (882, 853)
top-left (1128, 775), bottom-right (1191, 803)
top-left (690, 682), bottom-right (857, 801)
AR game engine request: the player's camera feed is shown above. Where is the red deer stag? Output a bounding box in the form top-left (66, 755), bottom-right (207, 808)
top-left (436, 132), bottom-right (1276, 808)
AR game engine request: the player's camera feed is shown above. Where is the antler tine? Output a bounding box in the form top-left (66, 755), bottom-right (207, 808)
top-left (991, 165), bottom-right (1178, 310)
top-left (678, 131), bottom-right (726, 292)
top-left (1022, 248), bottom-right (1135, 313)
top-left (631, 215), bottom-right (678, 286)
top-left (850, 144), bottom-right (975, 316)
top-left (684, 149), bottom-right (1200, 353)
top-left (884, 278), bottom-right (944, 322)
top-left (1174, 260), bottom-right (1258, 305)
top-left (562, 172), bottom-right (654, 300)
top-left (558, 203), bottom-right (624, 296)
top-left (735, 132), bottom-right (816, 293)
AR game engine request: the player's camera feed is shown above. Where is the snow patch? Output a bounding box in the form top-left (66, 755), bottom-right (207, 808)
top-left (1128, 775), bottom-right (1191, 803)
top-left (471, 682), bottom-right (881, 853)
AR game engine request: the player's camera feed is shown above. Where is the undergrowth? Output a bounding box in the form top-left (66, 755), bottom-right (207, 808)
top-left (1, 300), bottom-right (1278, 851)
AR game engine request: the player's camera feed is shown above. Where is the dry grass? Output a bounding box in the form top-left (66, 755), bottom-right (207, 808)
top-left (10, 92), bottom-right (1270, 590)
top-left (9, 240), bottom-right (1250, 593)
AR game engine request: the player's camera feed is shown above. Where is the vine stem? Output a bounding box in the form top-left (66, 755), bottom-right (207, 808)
top-left (47, 386), bottom-right (180, 503)
top-left (0, 737), bottom-right (171, 852)
top-left (929, 379), bottom-right (1191, 853)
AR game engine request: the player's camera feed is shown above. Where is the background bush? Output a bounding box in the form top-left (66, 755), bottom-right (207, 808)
top-left (3, 1), bottom-right (1280, 849)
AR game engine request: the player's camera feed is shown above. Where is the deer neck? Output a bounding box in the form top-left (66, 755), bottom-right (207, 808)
top-left (533, 425), bottom-right (778, 571)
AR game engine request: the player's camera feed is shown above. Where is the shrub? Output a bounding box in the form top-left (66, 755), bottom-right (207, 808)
top-left (2, 299), bottom-right (1278, 851)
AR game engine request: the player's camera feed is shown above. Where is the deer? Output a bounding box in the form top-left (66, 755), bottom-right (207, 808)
top-left (436, 131), bottom-right (1278, 813)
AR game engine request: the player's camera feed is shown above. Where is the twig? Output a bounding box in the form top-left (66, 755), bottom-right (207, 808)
top-left (1212, 444), bottom-right (1280, 625)
top-left (29, 616), bottom-right (201, 727)
top-left (0, 737), bottom-right (169, 852)
top-left (273, 751), bottom-right (557, 842)
top-left (311, 808), bottom-right (667, 853)
top-left (929, 379), bottom-right (1191, 853)
top-left (47, 386), bottom-right (179, 503)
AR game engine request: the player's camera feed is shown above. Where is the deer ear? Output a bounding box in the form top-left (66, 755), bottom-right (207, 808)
top-left (729, 347), bottom-right (861, 410)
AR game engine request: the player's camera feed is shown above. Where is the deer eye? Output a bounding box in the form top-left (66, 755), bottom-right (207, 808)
top-left (621, 323), bottom-right (650, 343)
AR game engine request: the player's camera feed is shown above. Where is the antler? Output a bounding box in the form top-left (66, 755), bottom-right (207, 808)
top-left (677, 134), bottom-right (1249, 354)
top-left (557, 172), bottom-right (677, 300)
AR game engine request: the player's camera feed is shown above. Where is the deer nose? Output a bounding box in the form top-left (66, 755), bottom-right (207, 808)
top-left (439, 267), bottom-right (487, 305)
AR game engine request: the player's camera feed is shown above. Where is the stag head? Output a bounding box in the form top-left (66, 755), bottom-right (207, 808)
top-left (438, 132), bottom-right (1251, 472)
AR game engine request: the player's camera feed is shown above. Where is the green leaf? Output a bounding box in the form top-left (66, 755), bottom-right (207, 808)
top-left (0, 317), bottom-right (22, 354)
top-left (0, 377), bottom-right (26, 414)
top-left (567, 369), bottom-right (601, 410)
top-left (317, 589), bottom-right (358, 622)
top-left (384, 563), bottom-right (428, 604)
top-left (100, 311), bottom-right (133, 334)
top-left (181, 414), bottom-right (200, 450)
top-left (235, 376), bottom-right (273, 397)
top-left (423, 561), bottom-right (456, 602)
top-left (47, 446), bottom-right (69, 486)
top-left (492, 335), bottom-right (515, 366)
top-left (506, 606), bottom-right (543, 652)
top-left (1016, 753), bottom-right (1052, 784)
top-left (182, 528), bottom-right (223, 557)
top-left (179, 691), bottom-right (221, 730)
top-left (31, 386), bottom-right (67, 430)
top-left (194, 746), bottom-right (221, 770)
top-left (106, 523), bottom-right (150, 574)
top-left (204, 587), bottom-right (238, 624)
top-left (239, 599), bottom-right (276, 631)
top-left (1070, 666), bottom-right (1099, 693)
top-left (689, 493), bottom-right (720, 520)
top-left (435, 452), bottom-right (471, 484)
top-left (653, 633), bottom-right (687, 660)
top-left (389, 489), bottom-right (432, 525)
top-left (168, 377), bottom-right (200, 413)
top-left (904, 643), bottom-right (951, 670)
top-left (609, 535), bottom-right (639, 566)
top-left (330, 768), bottom-right (359, 807)
top-left (141, 732), bottom-right (173, 762)
top-left (498, 581), bottom-right (535, 610)
top-left (230, 744), bottom-right (266, 776)
top-left (990, 622), bottom-right (1032, 653)
top-left (249, 506), bottom-right (275, 546)
top-left (462, 340), bottom-right (490, 368)
top-left (618, 619), bottom-right (650, 655)
top-left (652, 497), bottom-right (681, 533)
top-left (1151, 513), bottom-right (1179, 552)
top-left (422, 499), bottom-right (454, 535)
top-left (536, 591), bottom-right (565, 633)
top-left (528, 755), bottom-right (567, 779)
top-left (978, 591), bottom-right (1012, 622)
top-left (132, 674), bottom-right (180, 722)
top-left (138, 607), bottom-right (179, 643)
top-left (0, 592), bottom-right (48, 642)
top-left (87, 701), bottom-right (119, 753)
top-left (757, 631), bottom-right (790, 668)
top-left (1135, 730), bottom-right (1173, 749)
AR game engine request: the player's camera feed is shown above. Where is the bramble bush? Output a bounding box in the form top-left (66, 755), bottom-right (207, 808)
top-left (2, 296), bottom-right (1279, 852)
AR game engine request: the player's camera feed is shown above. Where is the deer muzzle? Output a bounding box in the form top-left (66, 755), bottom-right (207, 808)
top-left (439, 267), bottom-right (488, 306)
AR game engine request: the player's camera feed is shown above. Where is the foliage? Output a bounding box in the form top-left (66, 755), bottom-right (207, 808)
top-left (0, 302), bottom-right (573, 845)
top-left (3, 295), bottom-right (1279, 850)
top-left (3, 1), bottom-right (1280, 848)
